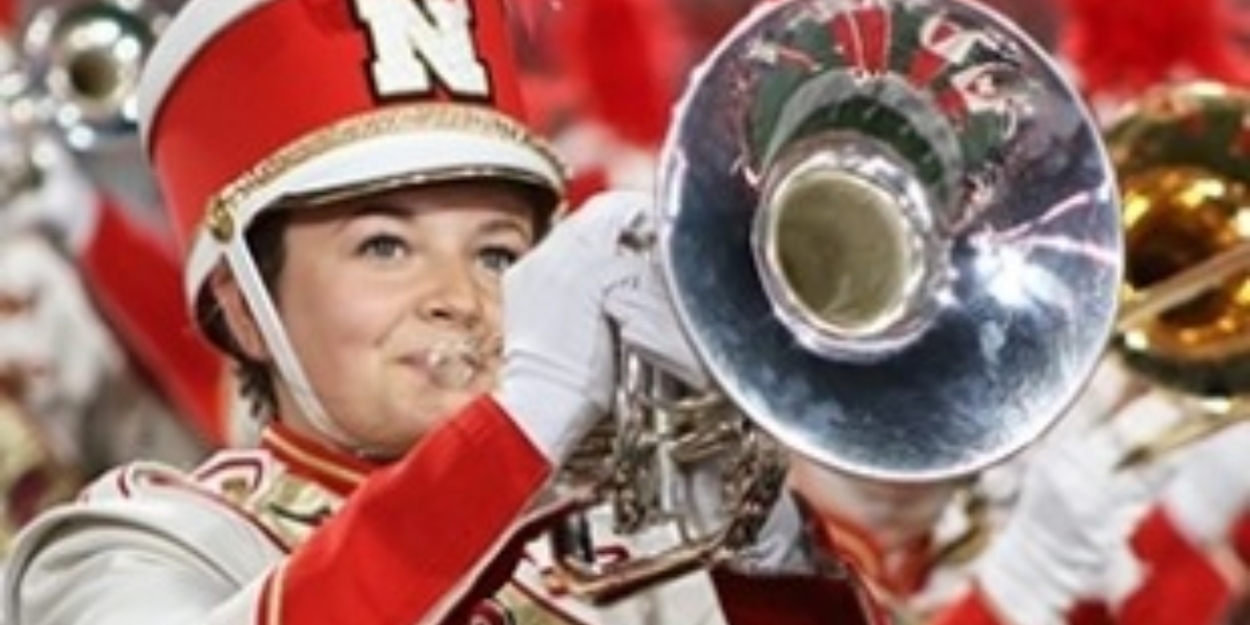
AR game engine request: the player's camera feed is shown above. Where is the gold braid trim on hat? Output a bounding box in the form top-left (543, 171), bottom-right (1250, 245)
top-left (204, 103), bottom-right (569, 242)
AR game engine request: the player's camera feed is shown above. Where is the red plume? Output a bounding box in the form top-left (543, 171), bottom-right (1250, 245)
top-left (556, 0), bottom-right (687, 148)
top-left (0, 0), bottom-right (13, 32)
top-left (1061, 0), bottom-right (1250, 100)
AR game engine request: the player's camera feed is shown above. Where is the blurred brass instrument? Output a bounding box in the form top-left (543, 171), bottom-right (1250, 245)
top-left (21, 0), bottom-right (168, 151)
top-left (549, 0), bottom-right (1123, 603)
top-left (1107, 81), bottom-right (1250, 468)
top-left (17, 0), bottom-right (175, 224)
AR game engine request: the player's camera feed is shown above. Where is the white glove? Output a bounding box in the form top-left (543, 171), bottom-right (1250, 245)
top-left (1157, 419), bottom-right (1250, 548)
top-left (493, 190), bottom-right (706, 462)
top-left (972, 391), bottom-right (1181, 625)
top-left (0, 132), bottom-right (99, 253)
top-left (601, 248), bottom-right (708, 390)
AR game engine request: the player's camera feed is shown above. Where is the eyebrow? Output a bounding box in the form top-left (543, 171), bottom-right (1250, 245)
top-left (477, 217), bottom-right (533, 240)
top-left (345, 203), bottom-right (410, 220)
top-left (328, 203), bottom-right (409, 232)
top-left (332, 204), bottom-right (532, 239)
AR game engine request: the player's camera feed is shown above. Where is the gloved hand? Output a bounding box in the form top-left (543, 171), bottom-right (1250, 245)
top-left (971, 391), bottom-right (1182, 625)
top-left (492, 190), bottom-right (706, 462)
top-left (0, 132), bottom-right (99, 253)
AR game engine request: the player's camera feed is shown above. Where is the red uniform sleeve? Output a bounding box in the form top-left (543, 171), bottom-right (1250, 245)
top-left (1231, 509), bottom-right (1250, 567)
top-left (78, 196), bottom-right (227, 445)
top-left (1115, 506), bottom-right (1232, 625)
top-left (267, 396), bottom-right (554, 624)
top-left (928, 584), bottom-right (1010, 625)
top-left (929, 584), bottom-right (1122, 625)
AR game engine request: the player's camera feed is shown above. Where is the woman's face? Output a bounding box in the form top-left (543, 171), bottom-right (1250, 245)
top-left (263, 182), bottom-right (536, 455)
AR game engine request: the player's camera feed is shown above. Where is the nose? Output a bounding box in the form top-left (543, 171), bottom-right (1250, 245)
top-left (419, 257), bottom-right (484, 328)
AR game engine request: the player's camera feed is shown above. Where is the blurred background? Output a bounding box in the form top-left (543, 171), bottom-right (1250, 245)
top-left (5, 1), bottom-right (1250, 623)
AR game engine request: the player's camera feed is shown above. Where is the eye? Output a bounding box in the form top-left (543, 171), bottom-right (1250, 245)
top-left (477, 245), bottom-right (521, 274)
top-left (356, 234), bottom-right (409, 260)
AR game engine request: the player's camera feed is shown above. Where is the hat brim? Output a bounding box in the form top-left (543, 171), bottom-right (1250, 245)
top-left (183, 128), bottom-right (565, 305)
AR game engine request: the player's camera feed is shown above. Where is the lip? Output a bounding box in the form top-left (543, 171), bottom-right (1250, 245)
top-left (398, 351), bottom-right (434, 372)
top-left (399, 340), bottom-right (487, 390)
top-left (405, 336), bottom-right (483, 362)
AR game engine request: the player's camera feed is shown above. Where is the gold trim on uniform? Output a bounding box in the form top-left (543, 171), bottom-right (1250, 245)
top-left (235, 463), bottom-right (348, 550)
top-left (261, 429), bottom-right (368, 490)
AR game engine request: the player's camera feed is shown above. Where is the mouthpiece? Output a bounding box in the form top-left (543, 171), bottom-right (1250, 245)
top-left (425, 335), bottom-right (500, 389)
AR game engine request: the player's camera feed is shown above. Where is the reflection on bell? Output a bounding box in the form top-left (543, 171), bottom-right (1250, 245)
top-left (655, 0), bottom-right (1123, 482)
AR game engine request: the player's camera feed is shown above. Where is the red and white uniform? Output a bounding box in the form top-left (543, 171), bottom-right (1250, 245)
top-left (4, 397), bottom-right (552, 625)
top-left (1101, 419), bottom-right (1250, 625)
top-left (4, 397), bottom-right (881, 625)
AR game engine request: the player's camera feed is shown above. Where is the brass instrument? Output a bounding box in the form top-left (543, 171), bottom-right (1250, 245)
top-left (549, 0), bottom-right (1123, 603)
top-left (19, 0), bottom-right (177, 227)
top-left (1106, 82), bottom-right (1250, 468)
top-left (21, 0), bottom-right (170, 151)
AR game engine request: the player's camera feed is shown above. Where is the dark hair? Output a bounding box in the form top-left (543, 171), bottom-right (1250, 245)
top-left (195, 209), bottom-right (291, 418)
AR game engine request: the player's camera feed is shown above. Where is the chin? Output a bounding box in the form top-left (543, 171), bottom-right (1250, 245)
top-left (392, 395), bottom-right (470, 433)
top-left (430, 388), bottom-right (481, 416)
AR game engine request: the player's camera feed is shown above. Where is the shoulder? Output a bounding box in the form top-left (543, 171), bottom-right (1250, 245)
top-left (2, 452), bottom-right (286, 625)
top-left (6, 451), bottom-right (287, 587)
top-left (78, 449), bottom-right (289, 549)
top-left (79, 448), bottom-right (282, 505)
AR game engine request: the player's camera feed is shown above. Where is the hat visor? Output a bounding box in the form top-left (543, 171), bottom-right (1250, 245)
top-left (184, 129), bottom-right (565, 305)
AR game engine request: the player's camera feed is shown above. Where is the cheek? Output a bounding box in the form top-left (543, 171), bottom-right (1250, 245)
top-left (276, 265), bottom-right (402, 363)
top-left (285, 289), bottom-right (404, 360)
top-left (281, 265), bottom-right (427, 370)
top-left (476, 278), bottom-right (504, 328)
